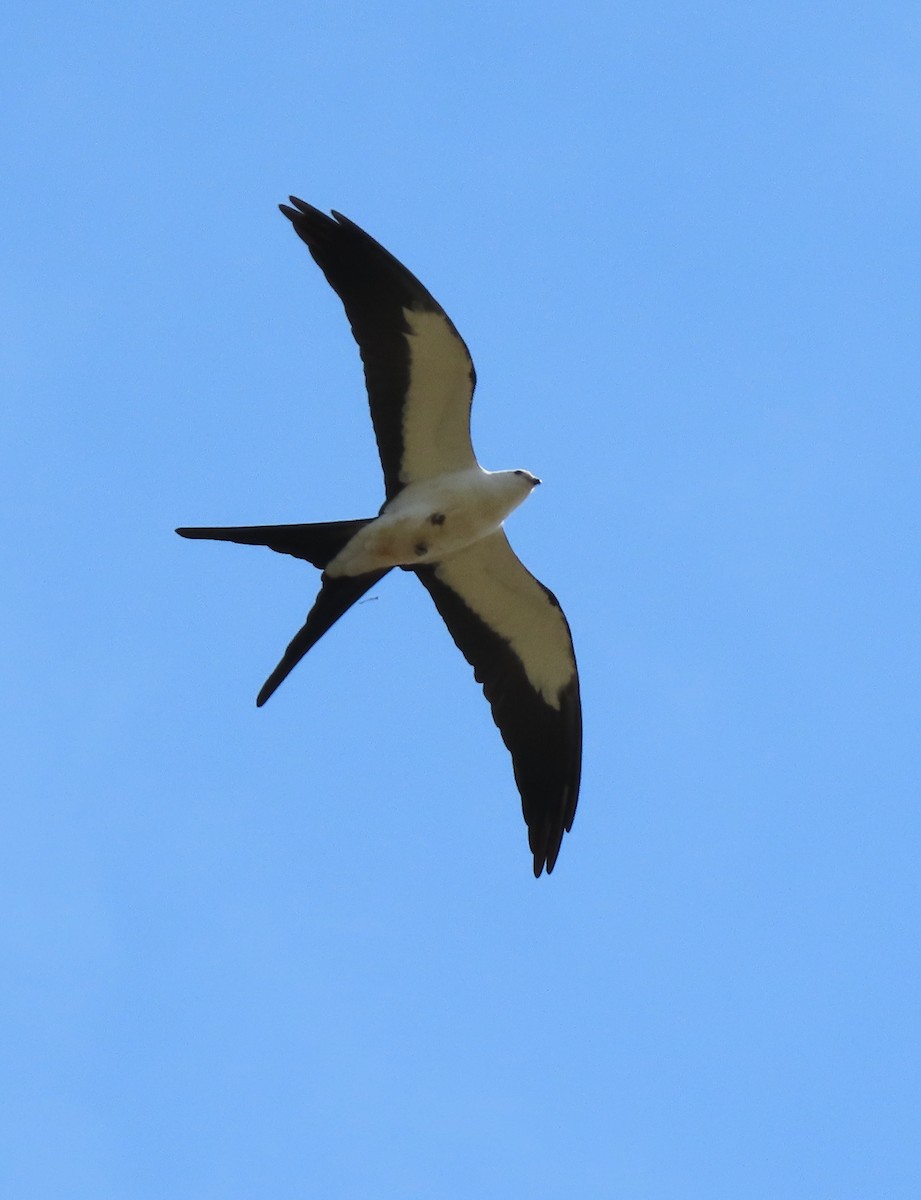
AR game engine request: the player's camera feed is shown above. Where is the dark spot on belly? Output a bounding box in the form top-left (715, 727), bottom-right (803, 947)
top-left (414, 541), bottom-right (428, 556)
top-left (429, 512), bottom-right (446, 526)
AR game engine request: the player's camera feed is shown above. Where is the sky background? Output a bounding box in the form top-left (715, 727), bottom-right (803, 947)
top-left (4, 2), bottom-right (920, 1196)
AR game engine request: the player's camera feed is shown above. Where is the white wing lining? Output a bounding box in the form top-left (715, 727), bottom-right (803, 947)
top-left (399, 308), bottom-right (477, 484)
top-left (431, 532), bottom-right (576, 707)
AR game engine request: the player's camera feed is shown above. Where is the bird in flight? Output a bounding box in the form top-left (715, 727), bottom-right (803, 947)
top-left (178, 198), bottom-right (581, 875)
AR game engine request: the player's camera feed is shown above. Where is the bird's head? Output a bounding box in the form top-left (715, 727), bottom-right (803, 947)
top-left (488, 468), bottom-right (541, 518)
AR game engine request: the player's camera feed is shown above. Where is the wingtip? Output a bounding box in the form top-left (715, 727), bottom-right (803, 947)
top-left (281, 195), bottom-right (327, 220)
top-left (278, 196), bottom-right (308, 223)
top-left (279, 198), bottom-right (347, 242)
top-left (533, 850), bottom-right (558, 878)
top-left (530, 824), bottom-right (564, 877)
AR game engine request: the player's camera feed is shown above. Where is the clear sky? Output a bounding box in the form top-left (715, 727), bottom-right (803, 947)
top-left (4, 2), bottom-right (920, 1196)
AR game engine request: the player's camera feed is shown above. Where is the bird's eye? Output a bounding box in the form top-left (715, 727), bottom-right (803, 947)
top-left (514, 469), bottom-right (525, 477)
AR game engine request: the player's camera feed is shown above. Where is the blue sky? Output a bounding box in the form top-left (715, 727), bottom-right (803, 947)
top-left (4, 2), bottom-right (920, 1196)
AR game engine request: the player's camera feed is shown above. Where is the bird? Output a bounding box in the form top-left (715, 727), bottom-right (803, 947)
top-left (177, 198), bottom-right (581, 875)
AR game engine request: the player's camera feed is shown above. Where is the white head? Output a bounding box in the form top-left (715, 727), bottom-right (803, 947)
top-left (484, 467), bottom-right (541, 519)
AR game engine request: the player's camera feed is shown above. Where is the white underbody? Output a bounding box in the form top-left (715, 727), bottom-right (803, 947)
top-left (326, 466), bottom-right (538, 577)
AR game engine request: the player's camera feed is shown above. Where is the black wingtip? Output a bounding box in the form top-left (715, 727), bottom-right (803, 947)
top-left (278, 196), bottom-right (310, 224)
top-left (530, 819), bottom-right (565, 877)
top-left (281, 195), bottom-right (328, 220)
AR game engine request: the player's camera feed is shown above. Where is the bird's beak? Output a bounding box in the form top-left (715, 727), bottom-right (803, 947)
top-left (533, 477), bottom-right (542, 486)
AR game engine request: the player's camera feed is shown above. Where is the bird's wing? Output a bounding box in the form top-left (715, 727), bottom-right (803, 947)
top-left (280, 198), bottom-right (477, 499)
top-left (415, 532), bottom-right (581, 875)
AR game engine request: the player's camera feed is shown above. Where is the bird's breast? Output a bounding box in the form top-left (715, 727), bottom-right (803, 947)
top-left (326, 470), bottom-right (524, 576)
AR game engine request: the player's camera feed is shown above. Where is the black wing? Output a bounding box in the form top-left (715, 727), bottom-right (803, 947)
top-left (415, 533), bottom-right (581, 876)
top-left (280, 199), bottom-right (477, 498)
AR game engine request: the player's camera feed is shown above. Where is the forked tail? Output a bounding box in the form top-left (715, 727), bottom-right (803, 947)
top-left (254, 568), bottom-right (388, 706)
top-left (176, 518), bottom-right (390, 703)
top-left (175, 518), bottom-right (373, 569)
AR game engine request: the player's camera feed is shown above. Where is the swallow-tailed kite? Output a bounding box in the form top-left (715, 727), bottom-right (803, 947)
top-left (178, 199), bottom-right (581, 875)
